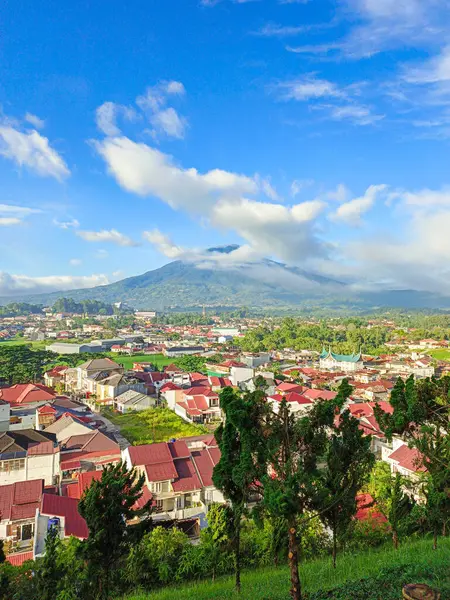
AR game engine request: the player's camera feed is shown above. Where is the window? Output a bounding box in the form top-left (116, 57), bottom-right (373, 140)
top-left (20, 523), bottom-right (33, 541)
top-left (153, 482), bottom-right (162, 493)
top-left (0, 459), bottom-right (25, 472)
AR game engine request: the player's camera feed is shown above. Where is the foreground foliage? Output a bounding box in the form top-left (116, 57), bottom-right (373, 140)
top-left (123, 536), bottom-right (450, 600)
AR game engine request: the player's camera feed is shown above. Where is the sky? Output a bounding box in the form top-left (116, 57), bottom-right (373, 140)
top-left (1, 0), bottom-right (450, 298)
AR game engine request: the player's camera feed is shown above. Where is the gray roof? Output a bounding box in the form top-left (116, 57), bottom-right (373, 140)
top-left (45, 414), bottom-right (92, 435)
top-left (115, 390), bottom-right (152, 407)
top-left (78, 358), bottom-right (122, 371)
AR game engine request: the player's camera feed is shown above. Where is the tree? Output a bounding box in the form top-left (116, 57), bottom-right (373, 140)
top-left (78, 461), bottom-right (152, 599)
top-left (320, 409), bottom-right (374, 567)
top-left (34, 526), bottom-right (63, 600)
top-left (0, 540), bottom-right (5, 564)
top-left (374, 376), bottom-right (450, 550)
top-left (213, 386), bottom-right (269, 593)
top-left (368, 462), bottom-right (414, 549)
top-left (258, 397), bottom-right (336, 600)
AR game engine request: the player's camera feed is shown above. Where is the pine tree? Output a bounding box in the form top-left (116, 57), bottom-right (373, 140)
top-left (320, 409), bottom-right (374, 567)
top-left (78, 461), bottom-right (152, 599)
top-left (213, 386), bottom-right (269, 593)
top-left (34, 526), bottom-right (62, 600)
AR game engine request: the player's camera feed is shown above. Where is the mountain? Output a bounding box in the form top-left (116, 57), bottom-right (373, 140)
top-left (2, 250), bottom-right (450, 311)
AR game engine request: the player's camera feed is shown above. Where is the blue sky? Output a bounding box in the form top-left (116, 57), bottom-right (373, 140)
top-left (1, 0), bottom-right (450, 297)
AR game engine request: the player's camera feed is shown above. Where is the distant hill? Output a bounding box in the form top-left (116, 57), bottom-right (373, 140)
top-left (2, 250), bottom-right (450, 311)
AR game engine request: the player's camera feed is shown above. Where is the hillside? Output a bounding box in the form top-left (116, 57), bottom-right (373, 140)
top-left (124, 537), bottom-right (450, 600)
top-left (2, 250), bottom-right (450, 311)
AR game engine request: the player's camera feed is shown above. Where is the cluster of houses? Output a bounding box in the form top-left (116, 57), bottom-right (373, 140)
top-left (0, 331), bottom-right (441, 567)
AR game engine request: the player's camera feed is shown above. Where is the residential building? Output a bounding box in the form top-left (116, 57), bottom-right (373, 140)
top-left (59, 430), bottom-right (121, 479)
top-left (73, 358), bottom-right (124, 393)
top-left (0, 430), bottom-right (60, 486)
top-left (164, 346), bottom-right (205, 358)
top-left (114, 390), bottom-right (155, 413)
top-left (0, 399), bottom-right (10, 433)
top-left (123, 437), bottom-right (223, 526)
top-left (0, 479), bottom-right (44, 558)
top-left (175, 387), bottom-right (221, 424)
top-left (319, 348), bottom-right (364, 372)
top-left (241, 352), bottom-right (271, 369)
top-left (45, 414), bottom-right (94, 442)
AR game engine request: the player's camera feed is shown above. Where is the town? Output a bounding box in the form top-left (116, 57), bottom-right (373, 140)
top-left (0, 301), bottom-right (449, 598)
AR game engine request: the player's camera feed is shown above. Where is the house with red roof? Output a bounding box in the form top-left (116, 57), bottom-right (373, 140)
top-left (36, 404), bottom-right (57, 430)
top-left (123, 437), bottom-right (223, 527)
top-left (0, 479), bottom-right (44, 557)
top-left (385, 440), bottom-right (426, 480)
top-left (303, 388), bottom-right (337, 402)
top-left (44, 365), bottom-right (69, 388)
top-left (175, 387), bottom-right (221, 424)
top-left (0, 430), bottom-right (60, 486)
top-left (0, 383), bottom-right (56, 409)
top-left (208, 375), bottom-right (233, 391)
top-left (268, 392), bottom-right (314, 416)
top-left (59, 430), bottom-right (121, 479)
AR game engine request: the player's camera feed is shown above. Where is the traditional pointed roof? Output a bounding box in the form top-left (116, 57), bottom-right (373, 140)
top-left (320, 348), bottom-right (362, 363)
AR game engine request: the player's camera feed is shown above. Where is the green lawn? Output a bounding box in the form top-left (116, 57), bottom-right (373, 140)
top-left (428, 348), bottom-right (450, 361)
top-left (102, 407), bottom-right (206, 444)
top-left (111, 353), bottom-right (173, 370)
top-left (124, 536), bottom-right (450, 600)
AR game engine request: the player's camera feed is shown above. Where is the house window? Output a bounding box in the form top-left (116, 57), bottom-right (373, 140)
top-left (155, 500), bottom-right (164, 511)
top-left (20, 523), bottom-right (33, 541)
top-left (153, 482), bottom-right (162, 493)
top-left (210, 399), bottom-right (218, 407)
top-left (0, 459), bottom-right (25, 472)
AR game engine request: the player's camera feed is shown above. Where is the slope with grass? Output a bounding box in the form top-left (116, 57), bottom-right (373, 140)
top-left (102, 407), bottom-right (206, 444)
top-left (111, 353), bottom-right (173, 370)
top-left (428, 348), bottom-right (450, 361)
top-left (124, 537), bottom-right (450, 600)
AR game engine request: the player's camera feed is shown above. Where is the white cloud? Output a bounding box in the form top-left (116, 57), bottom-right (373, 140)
top-left (69, 258), bottom-right (82, 266)
top-left (24, 113), bottom-right (45, 129)
top-left (136, 81), bottom-right (187, 140)
top-left (150, 107), bottom-right (187, 139)
top-left (0, 217), bottom-right (21, 226)
top-left (53, 217), bottom-right (80, 229)
top-left (143, 229), bottom-right (186, 259)
top-left (276, 76), bottom-right (346, 101)
top-left (253, 23), bottom-right (311, 37)
top-left (290, 179), bottom-right (314, 197)
top-left (93, 136), bottom-right (257, 213)
top-left (95, 102), bottom-right (138, 136)
top-left (317, 103), bottom-right (385, 125)
top-left (0, 272), bottom-right (109, 297)
top-left (331, 184), bottom-right (387, 225)
top-left (136, 81), bottom-right (186, 112)
top-left (325, 183), bottom-right (350, 203)
top-left (0, 203), bottom-right (41, 216)
top-left (77, 228), bottom-right (140, 247)
top-left (259, 176), bottom-right (281, 201)
top-left (0, 125), bottom-right (70, 180)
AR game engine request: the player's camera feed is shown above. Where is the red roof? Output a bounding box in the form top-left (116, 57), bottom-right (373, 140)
top-left (128, 442), bottom-right (173, 466)
top-left (160, 382), bottom-right (181, 392)
top-left (164, 363), bottom-right (183, 373)
top-left (190, 447), bottom-right (220, 487)
top-left (172, 457), bottom-right (202, 492)
top-left (40, 494), bottom-right (89, 539)
top-left (303, 389), bottom-right (337, 401)
top-left (276, 382), bottom-right (305, 394)
top-left (0, 479), bottom-right (44, 522)
top-left (355, 493), bottom-right (387, 524)
top-left (169, 440), bottom-right (190, 459)
top-left (209, 376), bottom-right (232, 388)
top-left (37, 404), bottom-right (57, 415)
top-left (0, 383), bottom-right (55, 406)
top-left (145, 461), bottom-right (178, 482)
top-left (187, 396), bottom-right (210, 411)
top-left (285, 392), bottom-right (313, 405)
top-left (190, 372), bottom-right (207, 381)
top-left (184, 386), bottom-right (212, 397)
top-left (6, 551), bottom-right (34, 566)
top-left (388, 444), bottom-right (426, 473)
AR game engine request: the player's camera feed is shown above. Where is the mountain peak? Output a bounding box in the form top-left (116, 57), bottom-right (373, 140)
top-left (206, 244), bottom-right (240, 254)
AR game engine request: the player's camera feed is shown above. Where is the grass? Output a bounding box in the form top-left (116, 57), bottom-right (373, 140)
top-left (0, 338), bottom-right (49, 349)
top-left (124, 536), bottom-right (450, 600)
top-left (428, 348), bottom-right (450, 361)
top-left (111, 353), bottom-right (173, 370)
top-left (102, 407), bottom-right (207, 444)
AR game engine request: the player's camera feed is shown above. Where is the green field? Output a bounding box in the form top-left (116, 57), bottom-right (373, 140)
top-left (102, 407), bottom-right (206, 444)
top-left (125, 537), bottom-right (450, 600)
top-left (428, 348), bottom-right (450, 361)
top-left (111, 353), bottom-right (173, 370)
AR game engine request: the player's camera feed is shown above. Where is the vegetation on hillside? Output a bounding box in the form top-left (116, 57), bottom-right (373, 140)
top-left (102, 407), bottom-right (207, 444)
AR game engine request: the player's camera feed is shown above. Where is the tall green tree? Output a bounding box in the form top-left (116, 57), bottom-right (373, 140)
top-left (34, 526), bottom-right (63, 600)
top-left (78, 461), bottom-right (152, 599)
top-left (320, 409), bottom-right (375, 567)
top-left (258, 397), bottom-right (336, 600)
top-left (368, 462), bottom-right (414, 549)
top-left (213, 386), bottom-right (269, 593)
